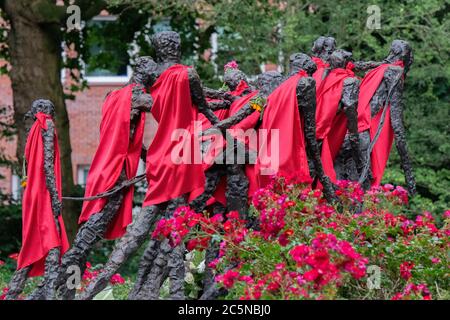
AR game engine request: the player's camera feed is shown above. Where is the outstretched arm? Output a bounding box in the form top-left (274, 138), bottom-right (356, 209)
top-left (204, 87), bottom-right (236, 102)
top-left (297, 77), bottom-right (336, 203)
top-left (388, 67), bottom-right (416, 195)
top-left (188, 68), bottom-right (220, 125)
top-left (353, 60), bottom-right (383, 72)
top-left (208, 100), bottom-right (232, 111)
top-left (341, 77), bottom-right (364, 175)
top-left (212, 103), bottom-right (256, 132)
top-left (42, 120), bottom-right (62, 225)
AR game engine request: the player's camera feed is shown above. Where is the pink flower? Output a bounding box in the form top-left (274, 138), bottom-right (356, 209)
top-left (224, 60), bottom-right (239, 71)
top-left (216, 270), bottom-right (240, 289)
top-left (0, 260), bottom-right (5, 267)
top-left (0, 287), bottom-right (9, 300)
top-left (431, 257), bottom-right (441, 264)
top-left (110, 273), bottom-right (125, 285)
top-left (304, 269), bottom-right (319, 281)
top-left (400, 261), bottom-right (414, 280)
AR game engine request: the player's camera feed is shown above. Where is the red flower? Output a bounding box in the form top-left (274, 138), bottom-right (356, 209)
top-left (0, 287), bottom-right (9, 300)
top-left (304, 269), bottom-right (319, 281)
top-left (0, 260), bottom-right (5, 267)
top-left (216, 270), bottom-right (240, 289)
top-left (110, 273), bottom-right (125, 285)
top-left (400, 261), bottom-right (414, 280)
top-left (8, 253), bottom-right (18, 260)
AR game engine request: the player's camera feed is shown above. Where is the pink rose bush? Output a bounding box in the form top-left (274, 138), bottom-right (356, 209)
top-left (153, 175), bottom-right (449, 300)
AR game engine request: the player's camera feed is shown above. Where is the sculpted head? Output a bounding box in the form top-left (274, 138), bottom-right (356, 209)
top-left (25, 99), bottom-right (55, 120)
top-left (223, 68), bottom-right (248, 91)
top-left (329, 49), bottom-right (353, 69)
top-left (289, 53), bottom-right (317, 77)
top-left (131, 56), bottom-right (158, 88)
top-left (151, 31), bottom-right (182, 63)
top-left (256, 71), bottom-right (284, 96)
top-left (311, 36), bottom-right (336, 61)
top-left (385, 39), bottom-right (413, 73)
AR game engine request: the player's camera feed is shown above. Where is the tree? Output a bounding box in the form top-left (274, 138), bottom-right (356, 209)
top-left (0, 0), bottom-right (107, 241)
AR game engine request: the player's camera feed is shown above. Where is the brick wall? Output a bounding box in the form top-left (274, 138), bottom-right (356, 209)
top-left (0, 75), bottom-right (14, 194)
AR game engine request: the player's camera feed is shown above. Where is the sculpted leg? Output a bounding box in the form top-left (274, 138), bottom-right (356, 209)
top-left (298, 78), bottom-right (336, 203)
top-left (134, 239), bottom-right (172, 300)
top-left (27, 247), bottom-right (60, 300)
top-left (129, 196), bottom-right (187, 299)
top-left (77, 204), bottom-right (162, 300)
top-left (390, 84), bottom-right (416, 195)
top-left (189, 166), bottom-right (226, 212)
top-left (55, 183), bottom-right (124, 300)
top-left (167, 243), bottom-right (185, 300)
top-left (128, 239), bottom-right (160, 299)
top-left (225, 164), bottom-right (249, 219)
top-left (4, 266), bottom-right (31, 300)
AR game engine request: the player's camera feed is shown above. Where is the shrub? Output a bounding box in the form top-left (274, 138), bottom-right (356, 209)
top-left (153, 176), bottom-right (449, 300)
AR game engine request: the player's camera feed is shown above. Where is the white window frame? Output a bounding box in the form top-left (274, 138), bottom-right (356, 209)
top-left (11, 174), bottom-right (21, 201)
top-left (77, 165), bottom-right (90, 186)
top-left (61, 14), bottom-right (132, 86)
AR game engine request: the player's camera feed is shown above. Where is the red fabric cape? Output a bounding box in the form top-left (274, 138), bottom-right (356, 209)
top-left (79, 84), bottom-right (146, 239)
top-left (255, 70), bottom-right (312, 189)
top-left (18, 113), bottom-right (69, 277)
top-left (227, 90), bottom-right (260, 198)
top-left (357, 61), bottom-right (404, 186)
top-left (316, 64), bottom-right (355, 182)
top-left (143, 64), bottom-right (205, 206)
top-left (312, 57), bottom-right (329, 92)
top-left (189, 85), bottom-right (256, 206)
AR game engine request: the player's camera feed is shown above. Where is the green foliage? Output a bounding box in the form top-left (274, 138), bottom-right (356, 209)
top-left (0, 203), bottom-right (21, 260)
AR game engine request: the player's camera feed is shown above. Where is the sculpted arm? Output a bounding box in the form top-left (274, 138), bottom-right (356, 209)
top-left (42, 120), bottom-right (62, 222)
top-left (341, 77), bottom-right (363, 175)
top-left (297, 77), bottom-right (336, 203)
top-left (188, 68), bottom-right (220, 125)
top-left (387, 67), bottom-right (416, 195)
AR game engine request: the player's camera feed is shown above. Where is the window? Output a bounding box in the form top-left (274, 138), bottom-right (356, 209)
top-left (83, 15), bottom-right (132, 84)
top-left (77, 165), bottom-right (90, 186)
top-left (11, 174), bottom-right (21, 201)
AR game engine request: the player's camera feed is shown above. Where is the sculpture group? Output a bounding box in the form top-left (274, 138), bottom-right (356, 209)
top-left (4, 31), bottom-right (416, 300)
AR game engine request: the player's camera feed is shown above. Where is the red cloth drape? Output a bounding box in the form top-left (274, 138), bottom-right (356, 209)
top-left (227, 91), bottom-right (260, 197)
top-left (143, 64), bottom-right (205, 206)
top-left (312, 56), bottom-right (329, 92)
top-left (316, 65), bottom-right (355, 182)
top-left (357, 61), bottom-right (404, 186)
top-left (189, 85), bottom-right (256, 206)
top-left (79, 84), bottom-right (146, 239)
top-left (255, 70), bottom-right (312, 189)
top-left (18, 113), bottom-right (69, 277)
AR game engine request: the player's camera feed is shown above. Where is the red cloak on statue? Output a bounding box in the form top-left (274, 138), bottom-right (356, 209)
top-left (316, 63), bottom-right (355, 182)
top-left (357, 61), bottom-right (404, 186)
top-left (143, 64), bottom-right (205, 206)
top-left (79, 84), bottom-right (146, 240)
top-left (255, 70), bottom-right (312, 189)
top-left (312, 57), bottom-right (329, 91)
top-left (189, 85), bottom-right (257, 206)
top-left (18, 113), bottom-right (69, 277)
